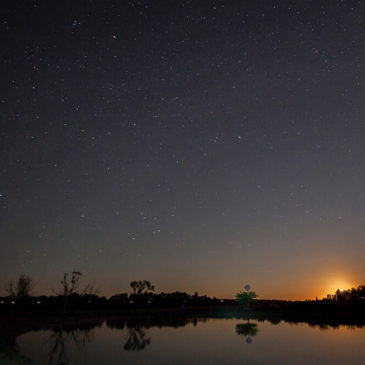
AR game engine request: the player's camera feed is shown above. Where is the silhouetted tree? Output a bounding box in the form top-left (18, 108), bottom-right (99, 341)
top-left (57, 271), bottom-right (82, 312)
top-left (81, 284), bottom-right (98, 296)
top-left (129, 280), bottom-right (155, 295)
top-left (5, 275), bottom-right (33, 298)
top-left (235, 291), bottom-right (257, 308)
top-left (80, 284), bottom-right (99, 311)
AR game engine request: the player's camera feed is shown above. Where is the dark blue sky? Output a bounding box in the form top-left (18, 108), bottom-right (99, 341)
top-left (1, 0), bottom-right (365, 299)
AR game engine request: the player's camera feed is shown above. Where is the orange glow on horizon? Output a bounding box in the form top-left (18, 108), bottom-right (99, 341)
top-left (245, 274), bottom-right (359, 301)
top-left (317, 276), bottom-right (356, 299)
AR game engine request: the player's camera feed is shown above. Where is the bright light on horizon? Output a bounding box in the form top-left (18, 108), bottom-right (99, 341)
top-left (324, 280), bottom-right (354, 297)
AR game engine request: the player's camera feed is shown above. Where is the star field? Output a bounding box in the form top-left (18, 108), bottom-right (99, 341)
top-left (1, 1), bottom-right (365, 299)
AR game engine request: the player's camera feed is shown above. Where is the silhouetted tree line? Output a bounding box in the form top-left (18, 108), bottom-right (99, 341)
top-left (324, 286), bottom-right (365, 304)
top-left (1, 274), bottom-right (227, 313)
top-left (4, 274), bottom-right (365, 314)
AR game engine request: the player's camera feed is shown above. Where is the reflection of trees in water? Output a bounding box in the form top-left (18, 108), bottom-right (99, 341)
top-left (307, 323), bottom-right (360, 331)
top-left (123, 327), bottom-right (151, 352)
top-left (0, 315), bottom-right (206, 363)
top-left (106, 316), bottom-right (206, 352)
top-left (7, 312), bottom-right (365, 362)
top-left (47, 320), bottom-right (103, 364)
top-left (106, 315), bottom-right (205, 331)
top-left (0, 335), bottom-right (31, 364)
top-left (245, 312), bottom-right (365, 330)
top-left (235, 323), bottom-right (259, 337)
top-left (235, 321), bottom-right (259, 344)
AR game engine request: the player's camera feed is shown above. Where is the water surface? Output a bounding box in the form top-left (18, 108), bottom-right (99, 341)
top-left (2, 314), bottom-right (365, 364)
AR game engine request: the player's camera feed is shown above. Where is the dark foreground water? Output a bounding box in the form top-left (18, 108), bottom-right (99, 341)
top-left (2, 313), bottom-right (365, 364)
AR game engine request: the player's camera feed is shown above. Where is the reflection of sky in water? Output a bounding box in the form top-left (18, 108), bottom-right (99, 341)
top-left (5, 317), bottom-right (365, 364)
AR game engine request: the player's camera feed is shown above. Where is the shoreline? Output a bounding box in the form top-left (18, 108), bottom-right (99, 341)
top-left (2, 305), bottom-right (365, 337)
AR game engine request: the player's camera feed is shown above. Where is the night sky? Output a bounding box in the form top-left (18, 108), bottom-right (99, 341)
top-left (1, 1), bottom-right (365, 300)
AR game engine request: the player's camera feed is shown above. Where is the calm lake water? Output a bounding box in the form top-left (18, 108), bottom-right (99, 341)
top-left (3, 313), bottom-right (365, 364)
